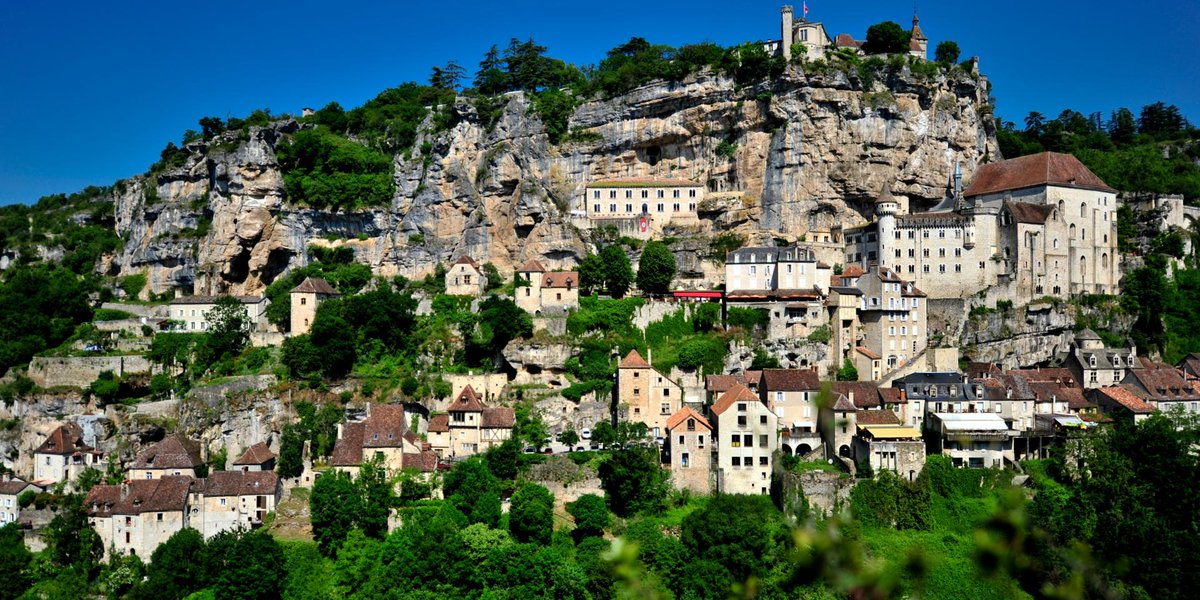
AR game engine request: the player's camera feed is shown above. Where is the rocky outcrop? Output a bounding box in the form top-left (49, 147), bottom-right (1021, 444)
top-left (94, 64), bottom-right (994, 297)
top-left (960, 303), bottom-right (1075, 369)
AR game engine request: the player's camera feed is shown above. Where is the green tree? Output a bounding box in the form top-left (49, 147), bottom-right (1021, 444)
top-left (443, 457), bottom-right (502, 527)
top-left (484, 437), bottom-right (521, 480)
top-left (138, 527), bottom-right (208, 600)
top-left (474, 45), bottom-right (508, 95)
top-left (567, 494), bottom-right (610, 541)
top-left (636, 241), bottom-right (676, 295)
top-left (356, 456), bottom-right (395, 540)
top-left (934, 40), bottom-right (960, 64)
top-left (509, 482), bottom-right (555, 545)
top-left (863, 21), bottom-right (910, 55)
top-left (477, 296), bottom-right (533, 356)
top-left (597, 447), bottom-right (669, 517)
top-left (310, 469), bottom-right (360, 557)
top-left (682, 494), bottom-right (780, 584)
top-left (837, 358), bottom-right (859, 381)
top-left (276, 423), bottom-right (305, 478)
top-left (581, 245), bottom-right (635, 298)
top-left (205, 295), bottom-right (251, 360)
top-left (88, 370), bottom-right (121, 406)
top-left (558, 428), bottom-right (580, 448)
top-left (205, 529), bottom-right (286, 600)
top-left (74, 467), bottom-right (102, 493)
top-left (0, 523), bottom-right (33, 599)
top-left (591, 420), bottom-right (617, 447)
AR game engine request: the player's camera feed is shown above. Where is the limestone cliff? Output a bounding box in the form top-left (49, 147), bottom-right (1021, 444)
top-left (104, 64), bottom-right (996, 296)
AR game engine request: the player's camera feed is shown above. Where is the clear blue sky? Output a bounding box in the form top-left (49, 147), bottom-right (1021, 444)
top-left (2, 0), bottom-right (1197, 205)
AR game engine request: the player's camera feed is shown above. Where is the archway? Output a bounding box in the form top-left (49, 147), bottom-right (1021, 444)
top-left (782, 443), bottom-right (793, 456)
top-left (839, 445), bottom-right (851, 458)
top-left (798, 443), bottom-right (812, 456)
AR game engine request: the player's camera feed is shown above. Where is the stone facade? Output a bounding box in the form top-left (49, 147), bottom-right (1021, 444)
top-left (445, 256), bottom-right (487, 297)
top-left (128, 435), bottom-right (203, 481)
top-left (168, 295), bottom-right (269, 334)
top-left (32, 424), bottom-right (104, 485)
top-left (1065, 329), bottom-right (1138, 388)
top-left (427, 386), bottom-right (515, 458)
top-left (86, 476), bottom-right (193, 560)
top-left (664, 407), bottom-right (712, 494)
top-left (853, 425), bottom-right (925, 480)
top-left (188, 471), bottom-right (280, 538)
top-left (27, 355), bottom-right (152, 390)
top-left (759, 369), bottom-right (822, 456)
top-left (0, 477), bottom-right (40, 525)
top-left (330, 404), bottom-right (437, 478)
top-left (711, 384), bottom-right (777, 495)
top-left (853, 267), bottom-right (927, 371)
top-left (615, 349), bottom-right (682, 438)
top-left (583, 178), bottom-right (702, 238)
top-left (289, 277), bottom-right (339, 335)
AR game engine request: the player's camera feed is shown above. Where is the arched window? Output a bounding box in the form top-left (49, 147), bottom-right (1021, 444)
top-left (1080, 255), bottom-right (1087, 279)
top-left (1053, 238), bottom-right (1059, 249)
top-left (1057, 200), bottom-right (1065, 218)
top-left (1081, 203), bottom-right (1087, 218)
top-left (1101, 253), bottom-right (1109, 268)
top-left (1070, 224), bottom-right (1076, 239)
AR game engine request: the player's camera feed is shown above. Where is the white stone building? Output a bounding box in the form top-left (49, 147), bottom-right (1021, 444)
top-left (584, 178), bottom-right (702, 238)
top-left (711, 384), bottom-right (777, 496)
top-left (445, 256), bottom-right (487, 297)
top-left (0, 476), bottom-right (40, 525)
top-left (168, 295), bottom-right (270, 334)
top-left (32, 423), bottom-right (103, 486)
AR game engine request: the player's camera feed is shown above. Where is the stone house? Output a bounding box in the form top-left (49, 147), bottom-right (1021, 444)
top-left (616, 349), bottom-right (683, 439)
top-left (1121, 360), bottom-right (1200, 414)
top-left (0, 475), bottom-right (40, 525)
top-left (168, 295), bottom-right (269, 334)
top-left (759, 369), bottom-right (822, 457)
top-left (664, 407), bottom-right (712, 495)
top-left (724, 246), bottom-right (831, 338)
top-left (1064, 329), bottom-right (1139, 388)
top-left (711, 384), bottom-right (777, 496)
top-left (891, 372), bottom-right (973, 430)
top-left (584, 178), bottom-right (703, 239)
top-left (129, 436), bottom-right (204, 480)
top-left (770, 7), bottom-right (833, 61)
top-left (289, 277), bottom-right (340, 335)
top-left (445, 256), bottom-right (487, 297)
top-left (427, 385), bottom-right (515, 458)
top-left (32, 423), bottom-right (103, 486)
top-left (230, 442), bottom-right (276, 473)
top-left (1091, 386), bottom-right (1157, 423)
top-left (853, 418), bottom-right (925, 481)
top-left (852, 346), bottom-right (883, 382)
top-left (1178, 352), bottom-right (1200, 380)
top-left (928, 412), bottom-right (1012, 468)
top-left (853, 266), bottom-right (927, 372)
top-left (86, 476), bottom-right (193, 559)
top-left (516, 260), bottom-right (580, 314)
top-left (330, 404), bottom-right (437, 477)
top-left (187, 471), bottom-right (280, 538)
top-left (705, 371), bottom-right (762, 402)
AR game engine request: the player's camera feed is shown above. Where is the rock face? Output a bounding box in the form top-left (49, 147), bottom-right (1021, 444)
top-left (960, 304), bottom-right (1076, 369)
top-left (103, 65), bottom-right (995, 296)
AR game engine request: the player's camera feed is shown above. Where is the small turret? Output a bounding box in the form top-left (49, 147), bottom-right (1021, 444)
top-left (781, 6), bottom-right (794, 61)
top-left (875, 184), bottom-right (899, 268)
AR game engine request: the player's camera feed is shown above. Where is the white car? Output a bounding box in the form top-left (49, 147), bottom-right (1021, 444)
top-left (581, 428), bottom-right (592, 440)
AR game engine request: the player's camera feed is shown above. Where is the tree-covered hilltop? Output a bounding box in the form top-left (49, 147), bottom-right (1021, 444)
top-left (997, 101), bottom-right (1200, 202)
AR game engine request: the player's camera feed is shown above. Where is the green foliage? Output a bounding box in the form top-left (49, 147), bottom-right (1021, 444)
top-left (636, 240), bottom-right (676, 294)
top-left (934, 40), bottom-right (961, 64)
top-left (43, 494), bottom-right (103, 571)
top-left (276, 423), bottom-right (305, 478)
top-left (598, 447), bottom-right (669, 517)
top-left (87, 370), bottom-right (121, 405)
top-left (850, 469), bottom-right (932, 530)
top-left (276, 128), bottom-right (395, 210)
top-left (863, 21), bottom-right (911, 55)
top-left (204, 295), bottom-right (251, 362)
top-left (203, 528), bottom-right (287, 600)
top-left (566, 295), bottom-right (642, 336)
top-left (674, 335), bottom-right (726, 373)
top-left (475, 295), bottom-right (533, 357)
top-left (444, 457), bottom-right (503, 528)
top-left (806, 324), bottom-right (831, 343)
top-left (0, 523), bottom-right (33, 599)
top-left (119, 273), bottom-right (147, 299)
top-left (837, 358), bottom-right (859, 381)
top-left (682, 494), bottom-right (781, 584)
top-left (282, 287), bottom-right (416, 380)
top-left (310, 469), bottom-right (360, 557)
top-left (715, 139), bottom-right (738, 158)
top-left (0, 265), bottom-right (95, 376)
top-left (579, 245), bottom-right (634, 297)
top-left (139, 527), bottom-right (207, 599)
top-left (727, 306), bottom-right (769, 331)
top-left (509, 482), bottom-right (555, 544)
top-left (567, 494), bottom-right (611, 541)
top-left (749, 347), bottom-right (780, 369)
top-left (92, 308), bottom-right (134, 321)
top-left (708, 232), bottom-right (745, 262)
top-left (530, 88), bottom-right (577, 144)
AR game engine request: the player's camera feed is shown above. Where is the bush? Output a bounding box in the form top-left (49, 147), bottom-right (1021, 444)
top-left (276, 129), bottom-right (395, 210)
top-left (17, 490), bottom-right (36, 508)
top-left (120, 274), bottom-right (147, 299)
top-left (727, 307), bottom-right (769, 331)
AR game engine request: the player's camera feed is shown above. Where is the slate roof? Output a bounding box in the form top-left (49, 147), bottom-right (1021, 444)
top-left (1127, 363), bottom-right (1200, 401)
top-left (131, 436), bottom-right (203, 471)
top-left (543, 272), bottom-right (579, 289)
top-left (831, 394), bottom-right (857, 412)
top-left (1005, 201), bottom-right (1055, 224)
top-left (711, 384), bottom-right (763, 416)
top-left (761, 369), bottom-right (821, 392)
top-left (855, 409), bottom-right (901, 425)
top-left (331, 423), bottom-right (365, 466)
top-left (194, 471), bottom-right (279, 497)
top-left (727, 246), bottom-right (819, 264)
top-left (1180, 353), bottom-right (1200, 379)
top-left (291, 277), bottom-right (339, 295)
top-left (963, 152), bottom-right (1117, 197)
top-left (451, 386), bottom-right (485, 412)
top-left (666, 406), bottom-right (712, 431)
top-left (1029, 381), bottom-right (1092, 411)
top-left (35, 424), bottom-right (93, 456)
top-left (481, 407), bottom-right (516, 428)
top-left (619, 349), bottom-right (652, 369)
top-left (232, 442), bottom-right (276, 467)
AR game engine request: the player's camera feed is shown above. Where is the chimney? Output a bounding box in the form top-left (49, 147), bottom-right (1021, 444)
top-left (336, 423), bottom-right (344, 440)
top-left (848, 391), bottom-right (855, 405)
top-left (120, 481), bottom-right (130, 498)
top-left (647, 348), bottom-right (653, 366)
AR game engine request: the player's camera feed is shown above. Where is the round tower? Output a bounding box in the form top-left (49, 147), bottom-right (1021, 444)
top-left (874, 184), bottom-right (899, 268)
top-left (781, 6), bottom-right (794, 61)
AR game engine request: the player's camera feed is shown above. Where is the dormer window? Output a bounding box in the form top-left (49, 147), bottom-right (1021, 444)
top-left (1089, 356), bottom-right (1097, 368)
top-left (372, 433), bottom-right (379, 441)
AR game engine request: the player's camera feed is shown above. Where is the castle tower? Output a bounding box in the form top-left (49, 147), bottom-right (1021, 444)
top-left (910, 14), bottom-right (928, 60)
top-left (781, 5), bottom-right (794, 60)
top-left (874, 184), bottom-right (900, 268)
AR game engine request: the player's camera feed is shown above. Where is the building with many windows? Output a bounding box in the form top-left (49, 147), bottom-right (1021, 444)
top-left (615, 349), bottom-right (683, 438)
top-left (711, 384), bottom-right (777, 496)
top-left (664, 407), bottom-right (712, 494)
top-left (584, 178), bottom-right (702, 238)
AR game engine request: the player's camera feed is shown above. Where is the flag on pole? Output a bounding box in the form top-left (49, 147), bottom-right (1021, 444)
top-left (803, 2), bottom-right (808, 17)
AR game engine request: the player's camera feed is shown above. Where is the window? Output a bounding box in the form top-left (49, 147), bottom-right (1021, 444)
top-left (759, 434), bottom-right (768, 447)
top-left (673, 189), bottom-right (680, 198)
top-left (625, 190), bottom-right (632, 199)
top-left (744, 434), bottom-right (754, 446)
top-left (157, 513), bottom-right (163, 522)
top-left (657, 189), bottom-right (664, 198)
top-left (760, 415), bottom-right (767, 425)
top-left (633, 387), bottom-right (640, 396)
top-left (955, 264), bottom-right (962, 272)
top-left (657, 203), bottom-right (664, 212)
top-left (220, 498), bottom-right (227, 506)
top-left (759, 456), bottom-right (769, 466)
top-left (673, 203), bottom-right (680, 212)
top-left (681, 452), bottom-right (690, 467)
top-left (698, 435), bottom-right (705, 448)
top-left (661, 403), bottom-right (670, 415)
top-left (593, 190), bottom-right (600, 199)
top-left (737, 415), bottom-right (747, 426)
top-left (593, 203), bottom-right (600, 213)
top-left (954, 248), bottom-right (962, 257)
top-left (923, 265), bottom-right (930, 273)
top-left (609, 190), bottom-right (617, 198)
top-left (663, 388), bottom-right (670, 396)
top-left (641, 190), bottom-right (648, 198)
top-left (732, 456), bottom-right (741, 466)
top-left (625, 203), bottom-right (632, 212)
top-left (939, 264), bottom-right (946, 273)
top-left (689, 189), bottom-right (697, 198)
top-left (609, 203), bottom-right (616, 212)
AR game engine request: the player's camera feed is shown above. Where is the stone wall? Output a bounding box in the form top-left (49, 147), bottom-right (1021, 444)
top-left (442, 373), bottom-right (508, 407)
top-left (28, 355), bottom-right (152, 389)
top-left (775, 469), bottom-right (856, 518)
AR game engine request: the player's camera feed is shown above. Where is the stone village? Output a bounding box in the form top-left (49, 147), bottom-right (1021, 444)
top-left (1, 6), bottom-right (1198, 565)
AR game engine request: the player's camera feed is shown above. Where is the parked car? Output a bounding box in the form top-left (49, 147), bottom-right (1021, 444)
top-left (523, 447), bottom-right (537, 454)
top-left (574, 445), bottom-right (586, 452)
top-left (589, 442), bottom-right (601, 450)
top-left (580, 428), bottom-right (592, 440)
top-left (540, 447), bottom-right (554, 455)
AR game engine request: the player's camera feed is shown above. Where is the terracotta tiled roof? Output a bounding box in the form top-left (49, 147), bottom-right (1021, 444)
top-left (403, 450), bottom-right (439, 472)
top-left (831, 394), bottom-right (857, 411)
top-left (113, 476), bottom-right (193, 514)
top-left (831, 382), bottom-right (882, 408)
top-left (1029, 382), bottom-right (1091, 410)
top-left (363, 405), bottom-right (410, 448)
top-left (0, 478), bottom-right (39, 496)
top-left (232, 442), bottom-right (276, 467)
top-left (451, 386), bottom-right (485, 412)
top-left (543, 272), bottom-right (579, 289)
top-left (1005, 201), bottom-right (1055, 224)
top-left (963, 152), bottom-right (1117, 197)
top-left (196, 471), bottom-right (279, 497)
top-left (834, 33), bottom-right (863, 48)
top-left (855, 346), bottom-right (881, 360)
top-left (712, 384), bottom-right (762, 416)
top-left (1127, 363), bottom-right (1199, 401)
top-left (1097, 386), bottom-right (1156, 414)
top-left (619, 349), bottom-right (652, 369)
top-left (35, 424), bottom-right (90, 456)
top-left (666, 406), bottom-right (712, 431)
top-left (588, 177), bottom-right (703, 188)
top-left (331, 423), bottom-right (364, 466)
top-left (453, 256), bottom-right (481, 270)
top-left (85, 484), bottom-right (121, 517)
top-left (481, 407), bottom-right (515, 428)
top-left (855, 409), bottom-right (901, 425)
top-left (1179, 353), bottom-right (1200, 377)
top-left (879, 388), bottom-right (904, 403)
top-left (427, 414), bottom-right (450, 433)
top-left (291, 277), bottom-right (339, 295)
top-left (761, 369), bottom-right (821, 392)
top-left (131, 435), bottom-right (203, 471)
top-left (706, 372), bottom-right (762, 393)
top-left (518, 260), bottom-right (546, 273)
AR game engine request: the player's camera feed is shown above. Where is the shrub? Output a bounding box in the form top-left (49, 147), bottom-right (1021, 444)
top-left (715, 140), bottom-right (738, 159)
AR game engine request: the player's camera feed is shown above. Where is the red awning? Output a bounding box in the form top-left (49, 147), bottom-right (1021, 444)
top-left (673, 291), bottom-right (723, 299)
